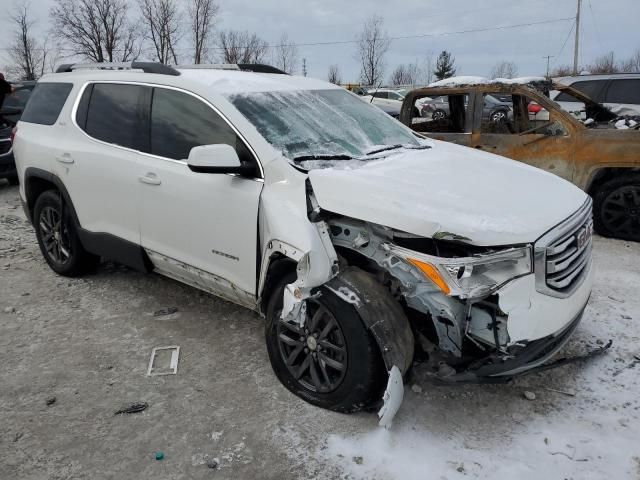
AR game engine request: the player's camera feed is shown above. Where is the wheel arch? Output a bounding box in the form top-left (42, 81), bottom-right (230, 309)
top-left (24, 167), bottom-right (81, 226)
top-left (585, 167), bottom-right (640, 197)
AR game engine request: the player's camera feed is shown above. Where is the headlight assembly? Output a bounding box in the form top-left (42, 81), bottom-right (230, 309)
top-left (388, 244), bottom-right (533, 299)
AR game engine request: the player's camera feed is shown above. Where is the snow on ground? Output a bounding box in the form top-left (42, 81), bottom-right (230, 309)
top-left (275, 236), bottom-right (640, 480)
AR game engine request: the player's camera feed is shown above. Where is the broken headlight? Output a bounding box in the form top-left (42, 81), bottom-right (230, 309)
top-left (388, 244), bottom-right (532, 299)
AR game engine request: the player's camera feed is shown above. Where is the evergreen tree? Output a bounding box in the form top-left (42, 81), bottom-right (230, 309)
top-left (434, 51), bottom-right (456, 80)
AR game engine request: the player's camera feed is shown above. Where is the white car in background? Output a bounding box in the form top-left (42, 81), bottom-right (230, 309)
top-left (551, 73), bottom-right (640, 117)
top-left (13, 62), bottom-right (596, 425)
top-left (360, 89), bottom-right (405, 118)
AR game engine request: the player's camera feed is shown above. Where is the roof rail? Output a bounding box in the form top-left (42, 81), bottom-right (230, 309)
top-left (55, 61), bottom-right (180, 76)
top-left (177, 63), bottom-right (288, 75)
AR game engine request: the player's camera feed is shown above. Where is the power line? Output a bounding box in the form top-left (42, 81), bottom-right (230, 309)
top-left (0, 16), bottom-right (575, 53)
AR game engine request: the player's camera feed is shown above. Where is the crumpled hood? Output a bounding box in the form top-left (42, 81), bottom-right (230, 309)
top-left (308, 141), bottom-right (588, 246)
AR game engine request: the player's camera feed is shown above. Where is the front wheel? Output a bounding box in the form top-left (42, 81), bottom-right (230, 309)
top-left (265, 274), bottom-right (386, 413)
top-left (33, 190), bottom-right (99, 276)
top-left (593, 175), bottom-right (640, 242)
top-left (432, 109), bottom-right (446, 121)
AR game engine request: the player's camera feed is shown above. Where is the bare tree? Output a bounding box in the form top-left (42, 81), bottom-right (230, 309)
top-left (549, 64), bottom-right (574, 77)
top-left (272, 33), bottom-right (299, 74)
top-left (6, 4), bottom-right (46, 80)
top-left (356, 15), bottom-right (390, 86)
top-left (139, 0), bottom-right (182, 64)
top-left (189, 0), bottom-right (219, 64)
top-left (218, 30), bottom-right (268, 64)
top-left (327, 64), bottom-right (341, 84)
top-left (619, 48), bottom-right (640, 73)
top-left (490, 60), bottom-right (518, 79)
top-left (587, 52), bottom-right (617, 74)
top-left (389, 63), bottom-right (418, 86)
top-left (50, 0), bottom-right (139, 63)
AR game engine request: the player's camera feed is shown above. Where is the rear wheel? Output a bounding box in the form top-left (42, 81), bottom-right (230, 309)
top-left (490, 110), bottom-right (507, 123)
top-left (265, 273), bottom-right (386, 413)
top-left (593, 175), bottom-right (640, 242)
top-left (33, 190), bottom-right (99, 276)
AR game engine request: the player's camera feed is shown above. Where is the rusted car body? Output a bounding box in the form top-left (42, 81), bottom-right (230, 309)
top-left (400, 81), bottom-right (640, 241)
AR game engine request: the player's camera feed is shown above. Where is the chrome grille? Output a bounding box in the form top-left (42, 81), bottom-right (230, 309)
top-left (535, 198), bottom-right (593, 298)
top-left (545, 218), bottom-right (593, 291)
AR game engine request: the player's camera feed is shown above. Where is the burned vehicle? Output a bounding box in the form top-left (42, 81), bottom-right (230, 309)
top-left (400, 78), bottom-right (640, 242)
top-left (15, 64), bottom-right (599, 426)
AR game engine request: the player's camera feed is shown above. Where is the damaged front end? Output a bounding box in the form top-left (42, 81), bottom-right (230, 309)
top-left (277, 188), bottom-right (602, 426)
top-left (325, 200), bottom-right (601, 385)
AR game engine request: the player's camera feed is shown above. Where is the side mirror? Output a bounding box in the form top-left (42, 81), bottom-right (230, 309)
top-left (187, 144), bottom-right (253, 175)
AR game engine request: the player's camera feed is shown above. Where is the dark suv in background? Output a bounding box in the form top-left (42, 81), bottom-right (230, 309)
top-left (1, 81), bottom-right (36, 185)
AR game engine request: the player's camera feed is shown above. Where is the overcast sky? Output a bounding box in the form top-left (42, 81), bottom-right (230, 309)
top-left (1, 0), bottom-right (639, 82)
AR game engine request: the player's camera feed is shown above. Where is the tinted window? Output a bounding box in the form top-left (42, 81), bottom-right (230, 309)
top-left (3, 87), bottom-right (33, 109)
top-left (20, 83), bottom-right (73, 125)
top-left (84, 83), bottom-right (147, 150)
top-left (555, 80), bottom-right (604, 102)
top-left (605, 79), bottom-right (640, 104)
top-left (150, 88), bottom-right (248, 163)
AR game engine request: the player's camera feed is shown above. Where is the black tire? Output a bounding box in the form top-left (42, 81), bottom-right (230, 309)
top-left (593, 174), bottom-right (640, 242)
top-left (7, 176), bottom-right (19, 186)
top-left (33, 190), bottom-right (99, 276)
top-left (265, 273), bottom-right (386, 413)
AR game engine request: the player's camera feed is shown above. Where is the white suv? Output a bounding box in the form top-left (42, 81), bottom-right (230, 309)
top-left (14, 62), bottom-right (595, 425)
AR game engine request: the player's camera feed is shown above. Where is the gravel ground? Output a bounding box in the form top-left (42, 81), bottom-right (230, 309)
top-left (1, 179), bottom-right (639, 479)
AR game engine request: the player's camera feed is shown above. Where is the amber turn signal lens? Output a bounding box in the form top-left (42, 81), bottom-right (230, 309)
top-left (407, 258), bottom-right (451, 295)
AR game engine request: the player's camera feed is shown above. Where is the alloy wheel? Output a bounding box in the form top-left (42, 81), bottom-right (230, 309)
top-left (601, 185), bottom-right (640, 239)
top-left (39, 205), bottom-right (72, 265)
top-left (276, 300), bottom-right (348, 393)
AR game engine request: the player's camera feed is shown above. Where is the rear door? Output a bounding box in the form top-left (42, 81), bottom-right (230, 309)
top-left (136, 86), bottom-right (263, 307)
top-left (472, 91), bottom-right (576, 181)
top-left (58, 82), bottom-right (149, 245)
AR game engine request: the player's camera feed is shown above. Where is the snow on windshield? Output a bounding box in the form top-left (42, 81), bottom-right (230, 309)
top-left (228, 89), bottom-right (419, 162)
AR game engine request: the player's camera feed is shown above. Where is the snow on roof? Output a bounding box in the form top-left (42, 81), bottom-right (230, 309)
top-left (177, 68), bottom-right (340, 94)
top-left (428, 76), bottom-right (547, 88)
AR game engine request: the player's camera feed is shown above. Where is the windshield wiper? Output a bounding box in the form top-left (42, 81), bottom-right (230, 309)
top-left (293, 154), bottom-right (354, 162)
top-left (365, 144), bottom-right (431, 156)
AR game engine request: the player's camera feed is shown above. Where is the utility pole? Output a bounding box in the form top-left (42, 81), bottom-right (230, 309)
top-left (573, 0), bottom-right (582, 75)
top-left (543, 55), bottom-right (554, 78)
top-left (302, 58), bottom-right (307, 77)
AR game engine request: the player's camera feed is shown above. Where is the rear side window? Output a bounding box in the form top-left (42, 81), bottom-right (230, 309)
top-left (604, 79), bottom-right (640, 104)
top-left (150, 88), bottom-right (250, 163)
top-left (20, 83), bottom-right (73, 125)
top-left (83, 83), bottom-right (148, 150)
top-left (555, 80), bottom-right (605, 102)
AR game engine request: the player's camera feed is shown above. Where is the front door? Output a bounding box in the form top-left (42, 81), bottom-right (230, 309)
top-left (472, 91), bottom-right (576, 181)
top-left (137, 87), bottom-right (263, 307)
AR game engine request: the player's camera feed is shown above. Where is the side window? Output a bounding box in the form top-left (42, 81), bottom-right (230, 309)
top-left (480, 93), bottom-right (515, 134)
top-left (83, 83), bottom-right (148, 150)
top-left (373, 92), bottom-right (388, 99)
top-left (480, 93), bottom-right (566, 136)
top-left (411, 94), bottom-right (468, 133)
top-left (150, 87), bottom-right (255, 169)
top-left (3, 88), bottom-right (33, 109)
top-left (604, 79), bottom-right (640, 104)
top-left (555, 80), bottom-right (604, 102)
top-left (20, 83), bottom-right (73, 125)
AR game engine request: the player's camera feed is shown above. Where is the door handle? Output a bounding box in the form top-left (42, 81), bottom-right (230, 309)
top-left (138, 172), bottom-right (161, 185)
top-left (55, 153), bottom-right (74, 164)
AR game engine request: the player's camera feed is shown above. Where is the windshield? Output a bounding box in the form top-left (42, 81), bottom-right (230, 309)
top-left (228, 89), bottom-right (419, 161)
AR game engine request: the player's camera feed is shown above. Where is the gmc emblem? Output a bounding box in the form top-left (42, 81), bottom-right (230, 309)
top-left (576, 225), bottom-right (591, 249)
